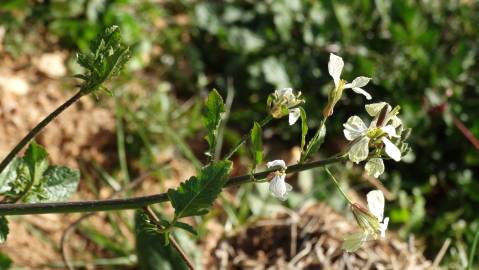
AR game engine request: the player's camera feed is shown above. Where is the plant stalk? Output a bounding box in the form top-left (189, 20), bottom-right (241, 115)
top-left (0, 91), bottom-right (84, 174)
top-left (0, 156), bottom-right (345, 216)
top-left (143, 206), bottom-right (196, 270)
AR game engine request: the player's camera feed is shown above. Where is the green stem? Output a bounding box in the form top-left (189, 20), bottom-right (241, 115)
top-left (468, 226), bottom-right (479, 270)
top-left (324, 167), bottom-right (353, 205)
top-left (0, 91), bottom-right (84, 174)
top-left (223, 115), bottom-right (272, 160)
top-left (0, 156), bottom-right (346, 216)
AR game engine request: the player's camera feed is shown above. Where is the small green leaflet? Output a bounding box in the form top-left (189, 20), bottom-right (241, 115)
top-left (2, 142), bottom-right (80, 203)
top-left (75, 25), bottom-right (130, 95)
top-left (301, 121), bottom-right (326, 162)
top-left (299, 107), bottom-right (308, 150)
top-left (167, 160), bottom-right (232, 219)
top-left (0, 217), bottom-right (8, 244)
top-left (24, 166), bottom-right (80, 203)
top-left (202, 89), bottom-right (225, 159)
top-left (250, 122), bottom-right (263, 170)
top-left (23, 141), bottom-right (48, 186)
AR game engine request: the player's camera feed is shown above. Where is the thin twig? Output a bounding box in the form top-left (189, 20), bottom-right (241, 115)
top-left (143, 206), bottom-right (196, 270)
top-left (0, 156), bottom-right (346, 216)
top-left (0, 91), bottom-right (84, 174)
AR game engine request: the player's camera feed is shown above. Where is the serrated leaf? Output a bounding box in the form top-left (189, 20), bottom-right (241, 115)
top-left (0, 158), bottom-right (21, 193)
top-left (76, 25), bottom-right (130, 95)
top-left (202, 89), bottom-right (225, 158)
top-left (299, 107), bottom-right (308, 150)
top-left (135, 211), bottom-right (188, 270)
top-left (24, 166), bottom-right (80, 203)
top-left (23, 142), bottom-right (49, 186)
top-left (173, 221), bottom-right (197, 236)
top-left (167, 161), bottom-right (232, 219)
top-left (0, 216), bottom-right (8, 244)
top-left (250, 122), bottom-right (263, 169)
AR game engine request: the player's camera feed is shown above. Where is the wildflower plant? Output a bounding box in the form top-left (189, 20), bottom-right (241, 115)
top-left (0, 27), bottom-right (411, 269)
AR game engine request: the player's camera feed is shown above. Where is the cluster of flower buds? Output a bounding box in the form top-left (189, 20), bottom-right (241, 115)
top-left (267, 88), bottom-right (304, 125)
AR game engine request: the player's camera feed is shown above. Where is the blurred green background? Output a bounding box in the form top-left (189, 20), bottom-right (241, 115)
top-left (1, 0), bottom-right (479, 268)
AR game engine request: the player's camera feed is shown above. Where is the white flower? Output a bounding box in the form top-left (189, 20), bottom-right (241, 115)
top-left (328, 53), bottom-right (372, 100)
top-left (267, 160), bottom-right (291, 200)
top-left (268, 172), bottom-right (292, 201)
top-left (366, 190), bottom-right (389, 238)
top-left (269, 88), bottom-right (303, 125)
top-left (342, 103), bottom-right (402, 164)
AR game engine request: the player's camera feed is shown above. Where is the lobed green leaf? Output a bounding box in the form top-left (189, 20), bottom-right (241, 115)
top-left (167, 161), bottom-right (232, 219)
top-left (23, 166), bottom-right (80, 203)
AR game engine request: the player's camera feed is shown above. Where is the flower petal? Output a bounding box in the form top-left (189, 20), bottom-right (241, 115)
top-left (365, 102), bottom-right (391, 117)
top-left (349, 76), bottom-right (371, 88)
top-left (365, 158), bottom-right (385, 178)
top-left (351, 87), bottom-right (372, 100)
top-left (367, 190), bottom-right (385, 221)
top-left (343, 116), bottom-right (368, 141)
top-left (269, 174), bottom-right (289, 200)
top-left (380, 217), bottom-right (389, 238)
top-left (381, 125), bottom-right (398, 137)
top-left (288, 108), bottom-right (301, 125)
top-left (390, 115), bottom-right (402, 128)
top-left (382, 137), bottom-right (401, 161)
top-left (328, 53), bottom-right (344, 88)
top-left (267, 160), bottom-right (286, 169)
top-left (348, 136), bottom-right (370, 163)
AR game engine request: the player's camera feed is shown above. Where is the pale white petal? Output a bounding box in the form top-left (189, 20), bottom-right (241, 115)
top-left (348, 136), bottom-right (370, 163)
top-left (288, 108), bottom-right (301, 125)
top-left (381, 125), bottom-right (398, 137)
top-left (367, 190), bottom-right (385, 221)
top-left (351, 87), bottom-right (372, 100)
top-left (382, 138), bottom-right (401, 161)
top-left (390, 115), bottom-right (402, 128)
top-left (365, 102), bottom-right (391, 117)
top-left (380, 217), bottom-right (389, 238)
top-left (349, 76), bottom-right (371, 88)
top-left (267, 160), bottom-right (286, 169)
top-left (343, 116), bottom-right (368, 141)
top-left (328, 53), bottom-right (344, 88)
top-left (365, 158), bottom-right (385, 178)
top-left (285, 182), bottom-right (293, 192)
top-left (269, 174), bottom-right (289, 200)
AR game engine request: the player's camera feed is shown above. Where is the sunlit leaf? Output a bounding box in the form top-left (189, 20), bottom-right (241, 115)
top-left (167, 161), bottom-right (232, 219)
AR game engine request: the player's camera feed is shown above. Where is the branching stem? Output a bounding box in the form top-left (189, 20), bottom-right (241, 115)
top-left (0, 156), bottom-right (346, 216)
top-left (0, 91), bottom-right (84, 174)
